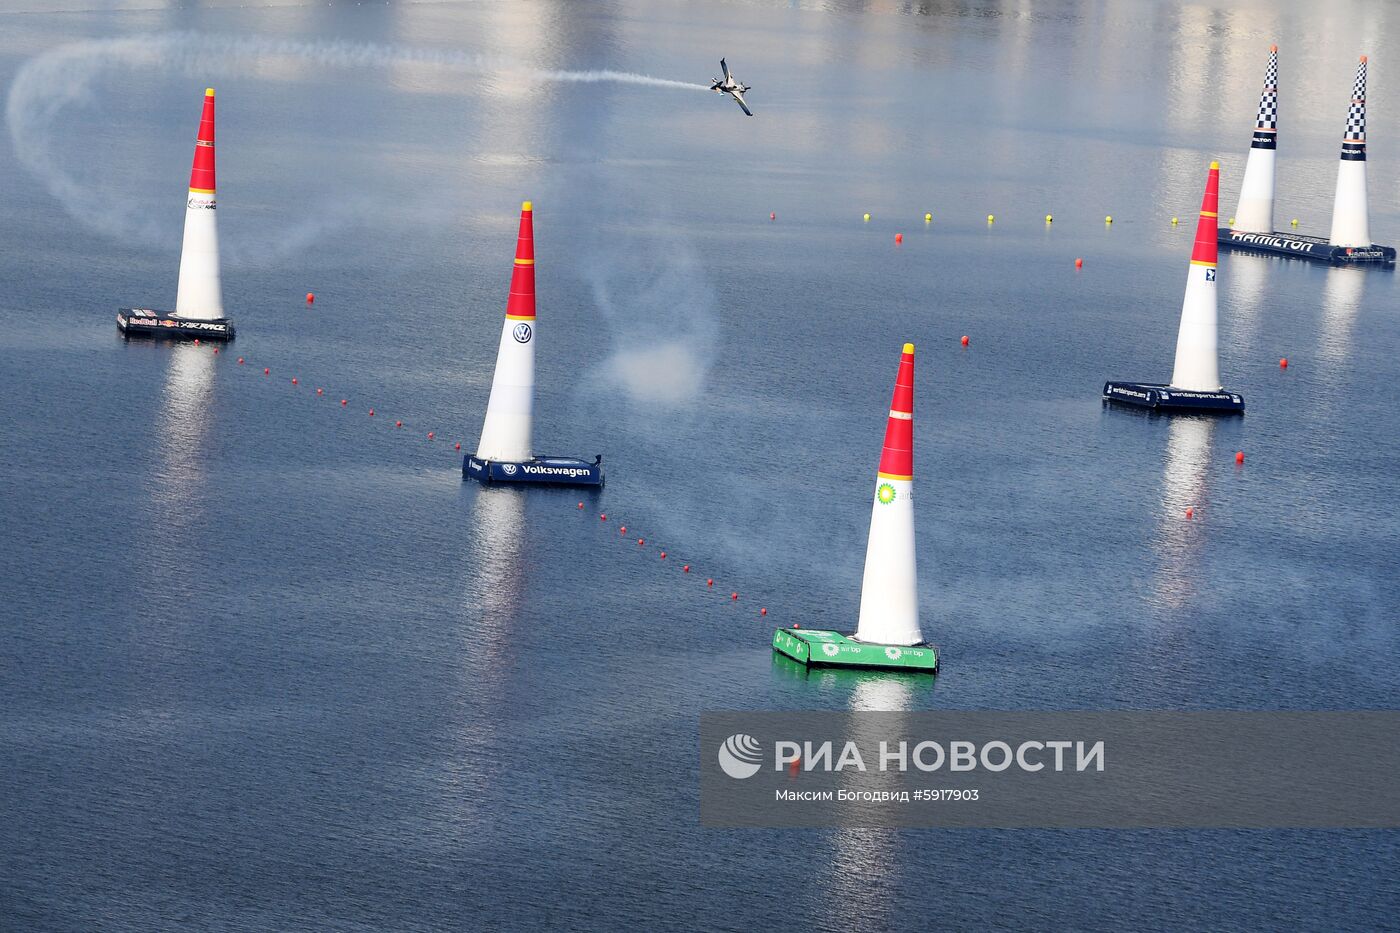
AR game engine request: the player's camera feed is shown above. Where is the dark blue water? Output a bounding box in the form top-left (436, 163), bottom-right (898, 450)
top-left (3, 0), bottom-right (1399, 929)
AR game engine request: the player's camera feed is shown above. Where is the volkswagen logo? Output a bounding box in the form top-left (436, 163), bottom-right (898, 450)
top-left (512, 322), bottom-right (532, 344)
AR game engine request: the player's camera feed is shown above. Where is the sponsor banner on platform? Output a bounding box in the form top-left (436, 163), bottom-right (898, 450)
top-left (465, 457), bottom-right (602, 484)
top-left (119, 310), bottom-right (232, 334)
top-left (1223, 230), bottom-right (1326, 255)
top-left (1220, 230), bottom-right (1393, 262)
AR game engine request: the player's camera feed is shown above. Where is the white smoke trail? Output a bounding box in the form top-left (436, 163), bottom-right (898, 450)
top-left (580, 239), bottom-right (719, 409)
top-left (5, 31), bottom-right (705, 255)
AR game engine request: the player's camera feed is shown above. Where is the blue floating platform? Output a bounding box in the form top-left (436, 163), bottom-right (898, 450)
top-left (1218, 229), bottom-right (1395, 265)
top-left (464, 454), bottom-right (604, 486)
top-left (1102, 381), bottom-right (1244, 414)
top-left (117, 307), bottom-right (235, 340)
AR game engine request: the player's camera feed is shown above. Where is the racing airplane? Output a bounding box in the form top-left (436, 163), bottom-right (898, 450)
top-left (710, 58), bottom-right (753, 116)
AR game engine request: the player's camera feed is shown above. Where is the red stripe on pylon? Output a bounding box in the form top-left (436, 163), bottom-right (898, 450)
top-left (1190, 163), bottom-right (1219, 266)
top-left (189, 89), bottom-right (216, 193)
top-left (505, 201), bottom-right (536, 319)
top-left (877, 344), bottom-right (915, 478)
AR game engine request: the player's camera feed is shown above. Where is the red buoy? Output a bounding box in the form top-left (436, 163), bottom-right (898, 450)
top-left (620, 526), bottom-right (627, 534)
top-left (660, 551), bottom-right (667, 559)
top-left (395, 420), bottom-right (402, 428)
top-left (1075, 258), bottom-right (1083, 268)
top-left (427, 432), bottom-right (434, 440)
top-left (263, 368), bottom-right (270, 375)
top-left (306, 292), bottom-right (315, 304)
top-left (369, 409), bottom-right (375, 416)
top-left (291, 378), bottom-right (298, 385)
top-left (213, 348), bottom-right (219, 354)
top-left (577, 502), bottom-right (584, 509)
top-left (455, 443), bottom-right (461, 450)
top-left (237, 357), bottom-right (244, 364)
top-left (731, 592), bottom-right (739, 600)
top-left (340, 399), bottom-right (348, 406)
top-left (316, 388), bottom-right (323, 395)
top-left (1235, 450), bottom-right (1245, 465)
top-left (1186, 507), bottom-right (1194, 519)
top-left (770, 212), bottom-right (776, 221)
top-left (706, 578), bottom-right (714, 587)
top-left (760, 608), bottom-right (768, 616)
top-left (960, 335), bottom-right (970, 347)
top-left (600, 513), bottom-right (607, 521)
top-left (683, 565), bottom-right (690, 573)
top-left (193, 338), bottom-right (199, 345)
top-left (637, 538), bottom-right (644, 546)
top-left (894, 233), bottom-right (903, 244)
top-left (1279, 358), bottom-right (1288, 368)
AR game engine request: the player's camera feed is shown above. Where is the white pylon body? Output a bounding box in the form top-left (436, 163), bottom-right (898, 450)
top-left (855, 343), bottom-right (923, 647)
top-left (476, 317), bottom-right (536, 461)
top-left (1329, 159), bottom-right (1371, 247)
top-left (174, 192), bottom-right (222, 319)
top-left (856, 477), bottom-right (921, 646)
top-left (1169, 268), bottom-right (1221, 391)
top-left (1234, 148), bottom-right (1276, 234)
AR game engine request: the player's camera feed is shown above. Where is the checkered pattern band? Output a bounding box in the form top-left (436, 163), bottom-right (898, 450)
top-left (1255, 49), bottom-right (1278, 129)
top-left (1345, 60), bottom-right (1367, 143)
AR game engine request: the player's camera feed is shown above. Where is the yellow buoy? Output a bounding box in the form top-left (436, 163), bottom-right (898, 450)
top-left (1045, 214), bottom-right (1053, 223)
top-left (1171, 217), bottom-right (1179, 225)
top-left (1105, 215), bottom-right (1113, 224)
top-left (1291, 218), bottom-right (1299, 227)
top-left (863, 213), bottom-right (871, 222)
top-left (987, 214), bottom-right (995, 223)
top-left (924, 212), bottom-right (932, 222)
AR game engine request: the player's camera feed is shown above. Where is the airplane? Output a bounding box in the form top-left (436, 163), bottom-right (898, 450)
top-left (710, 58), bottom-right (753, 116)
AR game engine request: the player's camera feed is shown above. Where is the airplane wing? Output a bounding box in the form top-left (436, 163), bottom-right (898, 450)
top-left (720, 58), bottom-right (732, 83)
top-left (731, 90), bottom-right (753, 116)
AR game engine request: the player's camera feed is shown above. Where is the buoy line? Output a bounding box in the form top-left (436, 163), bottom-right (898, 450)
top-left (201, 344), bottom-right (774, 619)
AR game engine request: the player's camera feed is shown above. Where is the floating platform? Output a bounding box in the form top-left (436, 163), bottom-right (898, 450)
top-left (464, 454), bottom-right (604, 486)
top-left (1102, 381), bottom-right (1244, 414)
top-left (117, 307), bottom-right (235, 340)
top-left (1218, 229), bottom-right (1395, 265)
top-left (771, 628), bottom-right (939, 674)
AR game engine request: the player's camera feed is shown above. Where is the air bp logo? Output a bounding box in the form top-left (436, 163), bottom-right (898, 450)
top-left (877, 483), bottom-right (897, 505)
top-left (822, 643), bottom-right (840, 657)
top-left (512, 322), bottom-right (533, 344)
top-left (885, 647), bottom-right (903, 661)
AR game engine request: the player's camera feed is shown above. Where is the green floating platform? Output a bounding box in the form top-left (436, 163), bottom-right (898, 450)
top-left (771, 628), bottom-right (939, 674)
